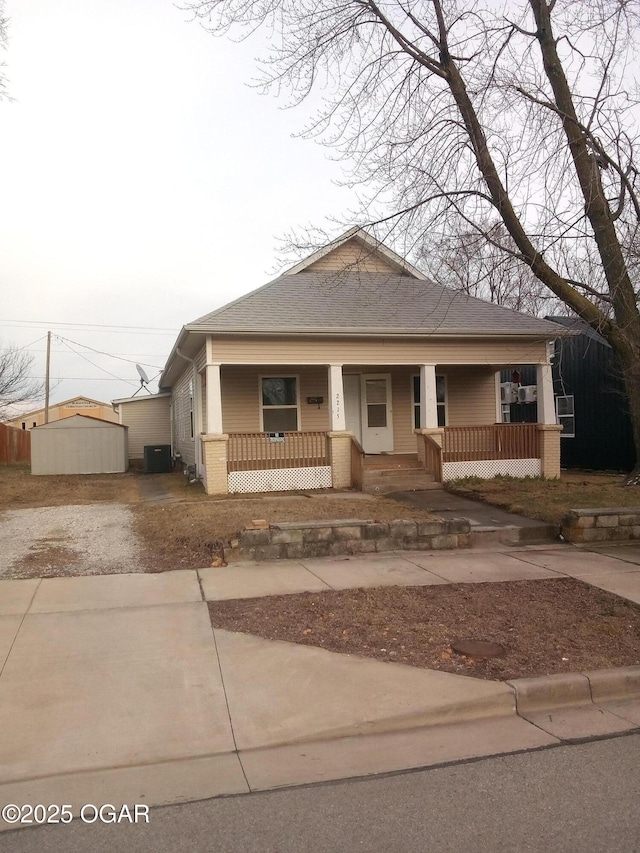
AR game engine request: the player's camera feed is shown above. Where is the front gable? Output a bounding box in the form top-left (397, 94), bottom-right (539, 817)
top-left (282, 227), bottom-right (425, 279)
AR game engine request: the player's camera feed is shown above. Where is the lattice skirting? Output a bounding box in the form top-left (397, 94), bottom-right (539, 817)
top-left (228, 466), bottom-right (333, 494)
top-left (442, 459), bottom-right (541, 481)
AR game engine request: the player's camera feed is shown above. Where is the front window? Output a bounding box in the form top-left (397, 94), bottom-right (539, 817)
top-left (556, 395), bottom-right (575, 438)
top-left (261, 377), bottom-right (299, 431)
top-left (413, 375), bottom-right (446, 428)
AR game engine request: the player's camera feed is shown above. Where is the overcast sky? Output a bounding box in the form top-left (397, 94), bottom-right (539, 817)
top-left (0, 0), bottom-right (357, 409)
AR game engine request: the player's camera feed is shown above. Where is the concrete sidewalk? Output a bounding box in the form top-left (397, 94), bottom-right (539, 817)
top-left (1, 543), bottom-right (640, 827)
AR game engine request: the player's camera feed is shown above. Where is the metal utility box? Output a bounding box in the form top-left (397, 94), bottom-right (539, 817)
top-left (143, 444), bottom-right (172, 474)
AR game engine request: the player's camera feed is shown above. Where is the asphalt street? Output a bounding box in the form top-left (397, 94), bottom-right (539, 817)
top-left (3, 732), bottom-right (640, 853)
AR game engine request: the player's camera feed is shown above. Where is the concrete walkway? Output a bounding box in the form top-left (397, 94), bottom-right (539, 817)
top-left (1, 542), bottom-right (640, 827)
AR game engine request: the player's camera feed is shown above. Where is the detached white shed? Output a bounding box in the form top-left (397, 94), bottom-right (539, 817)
top-left (31, 415), bottom-right (128, 475)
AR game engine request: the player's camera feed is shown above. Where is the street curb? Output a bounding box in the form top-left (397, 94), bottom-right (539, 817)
top-left (469, 523), bottom-right (559, 547)
top-left (507, 665), bottom-right (640, 714)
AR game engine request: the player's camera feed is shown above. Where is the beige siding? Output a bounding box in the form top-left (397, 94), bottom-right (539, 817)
top-left (445, 368), bottom-right (497, 426)
top-left (219, 364), bottom-right (499, 450)
top-left (305, 238), bottom-right (403, 274)
top-left (195, 345), bottom-right (207, 372)
top-left (389, 367), bottom-right (415, 454)
top-left (172, 364), bottom-right (196, 466)
top-left (221, 366), bottom-right (330, 433)
top-left (118, 395), bottom-right (171, 459)
top-left (210, 336), bottom-right (549, 367)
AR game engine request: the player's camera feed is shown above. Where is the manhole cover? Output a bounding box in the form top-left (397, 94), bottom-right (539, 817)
top-left (451, 639), bottom-right (505, 659)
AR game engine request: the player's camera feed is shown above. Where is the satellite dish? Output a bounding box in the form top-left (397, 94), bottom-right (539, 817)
top-left (133, 364), bottom-right (152, 396)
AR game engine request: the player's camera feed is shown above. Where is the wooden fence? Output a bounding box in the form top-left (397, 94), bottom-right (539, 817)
top-left (0, 423), bottom-right (31, 464)
top-left (227, 431), bottom-right (329, 472)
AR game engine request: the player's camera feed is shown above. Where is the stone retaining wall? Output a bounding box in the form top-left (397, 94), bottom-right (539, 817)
top-left (562, 507), bottom-right (640, 543)
top-left (235, 517), bottom-right (471, 562)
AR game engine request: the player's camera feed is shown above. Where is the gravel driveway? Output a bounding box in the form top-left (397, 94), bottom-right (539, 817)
top-left (0, 503), bottom-right (144, 579)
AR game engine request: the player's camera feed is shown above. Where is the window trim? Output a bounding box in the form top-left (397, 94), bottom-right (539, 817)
top-left (411, 373), bottom-right (447, 429)
top-left (259, 374), bottom-right (301, 433)
top-left (555, 394), bottom-right (575, 439)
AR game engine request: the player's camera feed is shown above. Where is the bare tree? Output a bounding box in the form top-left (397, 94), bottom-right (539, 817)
top-left (187, 0), bottom-right (640, 472)
top-left (0, 0), bottom-right (9, 101)
top-left (0, 345), bottom-right (45, 419)
top-left (420, 217), bottom-right (560, 316)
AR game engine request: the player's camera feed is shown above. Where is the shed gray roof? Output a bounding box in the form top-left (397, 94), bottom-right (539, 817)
top-left (187, 272), bottom-right (561, 337)
top-left (545, 315), bottom-right (611, 348)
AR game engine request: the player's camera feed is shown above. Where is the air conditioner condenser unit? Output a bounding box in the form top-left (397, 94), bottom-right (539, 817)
top-left (517, 385), bottom-right (537, 403)
top-left (500, 382), bottom-right (518, 404)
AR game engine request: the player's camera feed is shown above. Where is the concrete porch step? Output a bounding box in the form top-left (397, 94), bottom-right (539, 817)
top-left (363, 472), bottom-right (442, 495)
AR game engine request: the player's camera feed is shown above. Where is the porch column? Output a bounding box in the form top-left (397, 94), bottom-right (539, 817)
top-left (419, 364), bottom-right (438, 429)
top-left (494, 371), bottom-right (503, 422)
top-left (536, 363), bottom-right (556, 425)
top-left (328, 364), bottom-right (346, 431)
top-left (205, 363), bottom-right (223, 434)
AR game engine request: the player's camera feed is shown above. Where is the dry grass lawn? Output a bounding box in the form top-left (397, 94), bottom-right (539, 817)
top-left (447, 471), bottom-right (640, 525)
top-left (135, 494), bottom-right (440, 570)
top-left (0, 464), bottom-right (440, 571)
top-left (0, 464), bottom-right (142, 508)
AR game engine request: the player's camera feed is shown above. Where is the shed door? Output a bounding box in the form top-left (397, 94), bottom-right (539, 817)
top-left (360, 374), bottom-right (393, 453)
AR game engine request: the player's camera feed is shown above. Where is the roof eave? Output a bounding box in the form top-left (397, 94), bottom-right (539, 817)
top-left (160, 328), bottom-right (207, 388)
top-left (185, 326), bottom-right (568, 338)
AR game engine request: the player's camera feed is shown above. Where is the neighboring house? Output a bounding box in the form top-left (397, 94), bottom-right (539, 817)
top-left (159, 227), bottom-right (565, 495)
top-left (112, 393), bottom-right (171, 462)
top-left (4, 396), bottom-right (119, 431)
top-left (502, 317), bottom-right (636, 472)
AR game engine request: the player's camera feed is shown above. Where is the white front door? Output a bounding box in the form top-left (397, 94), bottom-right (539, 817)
top-left (360, 374), bottom-right (393, 453)
top-left (343, 374), bottom-right (362, 444)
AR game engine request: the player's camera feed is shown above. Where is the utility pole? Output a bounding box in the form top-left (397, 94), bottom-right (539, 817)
top-left (44, 331), bottom-right (51, 424)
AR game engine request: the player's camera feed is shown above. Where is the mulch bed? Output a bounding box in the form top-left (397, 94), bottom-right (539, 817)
top-left (208, 578), bottom-right (640, 681)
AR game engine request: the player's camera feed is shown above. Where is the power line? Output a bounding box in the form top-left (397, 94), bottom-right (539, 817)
top-left (1, 319), bottom-right (178, 333)
top-left (57, 336), bottom-right (164, 370)
top-left (58, 339), bottom-right (138, 386)
top-left (28, 376), bottom-right (140, 381)
top-left (8, 335), bottom-right (49, 351)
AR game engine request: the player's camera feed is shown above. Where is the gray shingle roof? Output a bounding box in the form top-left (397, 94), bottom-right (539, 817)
top-left (188, 272), bottom-right (561, 336)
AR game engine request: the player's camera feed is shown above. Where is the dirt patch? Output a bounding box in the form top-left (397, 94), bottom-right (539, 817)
top-left (209, 578), bottom-right (640, 681)
top-left (14, 543), bottom-right (82, 579)
top-left (134, 496), bottom-right (441, 571)
top-left (0, 504), bottom-right (145, 579)
top-left (447, 471), bottom-right (638, 525)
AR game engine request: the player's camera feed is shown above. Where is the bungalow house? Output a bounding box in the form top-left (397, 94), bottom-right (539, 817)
top-left (159, 228), bottom-right (564, 495)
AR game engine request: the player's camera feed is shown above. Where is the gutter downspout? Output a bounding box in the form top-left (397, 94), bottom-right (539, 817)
top-left (176, 348), bottom-right (203, 481)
